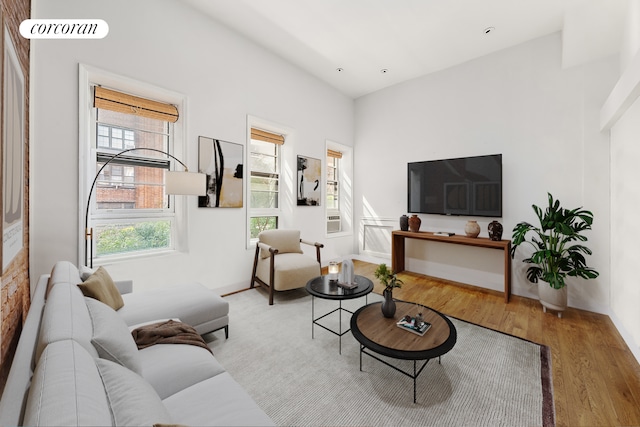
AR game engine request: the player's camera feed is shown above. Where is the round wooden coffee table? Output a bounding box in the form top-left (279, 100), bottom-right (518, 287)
top-left (350, 301), bottom-right (457, 403)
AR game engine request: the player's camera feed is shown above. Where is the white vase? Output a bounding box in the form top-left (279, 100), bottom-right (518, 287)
top-left (538, 280), bottom-right (568, 318)
top-left (464, 220), bottom-right (480, 238)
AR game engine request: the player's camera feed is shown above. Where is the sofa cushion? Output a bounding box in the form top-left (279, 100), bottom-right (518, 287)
top-left (95, 358), bottom-right (173, 426)
top-left (24, 340), bottom-right (113, 426)
top-left (118, 283), bottom-right (229, 336)
top-left (79, 266), bottom-right (124, 310)
top-left (80, 265), bottom-right (95, 281)
top-left (85, 297), bottom-right (142, 375)
top-left (45, 260), bottom-right (83, 299)
top-left (259, 229), bottom-right (302, 259)
top-left (138, 343), bottom-right (225, 399)
top-left (37, 283), bottom-right (98, 363)
top-left (162, 372), bottom-right (274, 426)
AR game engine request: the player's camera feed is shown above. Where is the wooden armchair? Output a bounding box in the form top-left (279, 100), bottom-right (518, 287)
top-left (250, 229), bottom-right (323, 305)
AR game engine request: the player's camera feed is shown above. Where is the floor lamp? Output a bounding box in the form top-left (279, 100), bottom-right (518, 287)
top-left (84, 147), bottom-right (206, 268)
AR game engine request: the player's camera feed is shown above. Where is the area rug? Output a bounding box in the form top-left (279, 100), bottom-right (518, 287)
top-left (205, 288), bottom-right (555, 427)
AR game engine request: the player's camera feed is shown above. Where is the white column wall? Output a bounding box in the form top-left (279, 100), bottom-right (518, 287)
top-left (354, 33), bottom-right (617, 313)
top-left (29, 0), bottom-right (355, 292)
top-left (611, 97), bottom-right (640, 351)
top-left (609, 1), bottom-right (640, 354)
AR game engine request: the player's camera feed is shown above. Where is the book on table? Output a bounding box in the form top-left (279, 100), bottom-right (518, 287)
top-left (396, 317), bottom-right (432, 336)
top-left (337, 281), bottom-right (357, 290)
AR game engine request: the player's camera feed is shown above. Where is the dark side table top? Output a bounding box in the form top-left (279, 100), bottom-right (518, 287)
top-left (306, 275), bottom-right (373, 300)
top-left (351, 301), bottom-right (457, 360)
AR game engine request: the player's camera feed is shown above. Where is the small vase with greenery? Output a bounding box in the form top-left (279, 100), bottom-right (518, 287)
top-left (511, 193), bottom-right (599, 315)
top-left (374, 263), bottom-right (403, 318)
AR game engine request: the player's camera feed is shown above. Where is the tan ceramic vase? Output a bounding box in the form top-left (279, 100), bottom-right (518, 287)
top-left (464, 220), bottom-right (480, 238)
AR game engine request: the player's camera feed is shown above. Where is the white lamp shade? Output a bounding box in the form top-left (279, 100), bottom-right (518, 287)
top-left (165, 171), bottom-right (207, 196)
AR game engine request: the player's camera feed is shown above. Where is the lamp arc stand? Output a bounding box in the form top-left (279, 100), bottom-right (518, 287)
top-left (84, 147), bottom-right (192, 268)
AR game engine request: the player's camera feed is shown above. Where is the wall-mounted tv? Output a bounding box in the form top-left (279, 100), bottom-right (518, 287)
top-left (408, 154), bottom-right (502, 217)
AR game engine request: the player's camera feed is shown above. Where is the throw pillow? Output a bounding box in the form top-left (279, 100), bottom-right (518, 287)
top-left (85, 297), bottom-right (143, 375)
top-left (95, 358), bottom-right (173, 426)
top-left (78, 266), bottom-right (124, 310)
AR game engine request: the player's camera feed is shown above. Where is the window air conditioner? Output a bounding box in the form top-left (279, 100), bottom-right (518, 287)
top-left (327, 214), bottom-right (341, 233)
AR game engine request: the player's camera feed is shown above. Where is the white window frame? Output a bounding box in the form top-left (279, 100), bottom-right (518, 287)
top-left (326, 154), bottom-right (340, 211)
top-left (78, 64), bottom-right (190, 266)
top-left (246, 116), bottom-right (294, 248)
top-left (248, 137), bottom-right (280, 238)
top-left (325, 140), bottom-right (353, 238)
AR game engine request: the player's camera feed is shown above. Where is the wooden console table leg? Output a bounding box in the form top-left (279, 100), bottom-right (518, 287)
top-left (392, 234), bottom-right (406, 273)
top-left (504, 243), bottom-right (511, 303)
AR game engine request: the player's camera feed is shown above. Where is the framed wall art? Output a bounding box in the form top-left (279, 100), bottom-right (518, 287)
top-left (198, 136), bottom-right (243, 208)
top-left (297, 155), bottom-right (321, 206)
top-left (3, 27), bottom-right (24, 272)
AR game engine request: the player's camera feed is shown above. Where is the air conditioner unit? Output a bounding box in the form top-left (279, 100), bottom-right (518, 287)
top-left (327, 214), bottom-right (341, 233)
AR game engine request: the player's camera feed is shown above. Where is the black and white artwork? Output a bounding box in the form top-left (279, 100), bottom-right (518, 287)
top-left (297, 155), bottom-right (321, 206)
top-left (198, 136), bottom-right (243, 208)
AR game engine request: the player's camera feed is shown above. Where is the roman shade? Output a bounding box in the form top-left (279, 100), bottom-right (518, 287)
top-left (251, 128), bottom-right (285, 145)
top-left (94, 86), bottom-right (179, 123)
top-left (327, 149), bottom-right (342, 159)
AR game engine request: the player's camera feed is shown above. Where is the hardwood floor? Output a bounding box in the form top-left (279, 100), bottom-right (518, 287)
top-left (349, 260), bottom-right (640, 427)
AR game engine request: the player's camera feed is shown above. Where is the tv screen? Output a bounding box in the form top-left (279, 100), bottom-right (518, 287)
top-left (408, 154), bottom-right (502, 217)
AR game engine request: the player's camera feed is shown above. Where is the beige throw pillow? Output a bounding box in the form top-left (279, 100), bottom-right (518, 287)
top-left (78, 266), bottom-right (124, 310)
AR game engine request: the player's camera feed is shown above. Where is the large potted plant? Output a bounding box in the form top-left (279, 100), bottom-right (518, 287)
top-left (374, 263), bottom-right (403, 318)
top-left (511, 193), bottom-right (599, 317)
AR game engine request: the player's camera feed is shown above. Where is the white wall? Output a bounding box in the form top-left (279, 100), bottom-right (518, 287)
top-left (354, 33), bottom-right (617, 313)
top-left (609, 1), bottom-right (640, 355)
top-left (30, 0), bottom-right (355, 292)
top-left (621, 0), bottom-right (640, 71)
top-left (611, 97), bottom-right (640, 351)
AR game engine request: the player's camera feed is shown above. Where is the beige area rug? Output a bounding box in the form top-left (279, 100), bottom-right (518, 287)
top-left (205, 288), bottom-right (554, 427)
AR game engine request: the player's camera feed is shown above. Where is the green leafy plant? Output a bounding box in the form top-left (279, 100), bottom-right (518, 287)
top-left (374, 263), bottom-right (403, 292)
top-left (510, 193), bottom-right (599, 289)
top-left (97, 221), bottom-right (170, 256)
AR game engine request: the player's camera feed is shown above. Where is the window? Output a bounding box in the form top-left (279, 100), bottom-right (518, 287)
top-left (327, 150), bottom-right (340, 210)
top-left (87, 85), bottom-right (180, 263)
top-left (97, 124), bottom-right (135, 150)
top-left (249, 128), bottom-right (284, 239)
top-left (326, 141), bottom-right (352, 236)
top-left (326, 149), bottom-right (342, 234)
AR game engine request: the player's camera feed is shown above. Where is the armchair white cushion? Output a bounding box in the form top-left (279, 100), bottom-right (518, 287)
top-left (251, 229), bottom-right (323, 305)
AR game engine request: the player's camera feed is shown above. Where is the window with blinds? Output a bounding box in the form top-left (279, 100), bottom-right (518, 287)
top-left (90, 85), bottom-right (178, 260)
top-left (249, 127), bottom-right (284, 239)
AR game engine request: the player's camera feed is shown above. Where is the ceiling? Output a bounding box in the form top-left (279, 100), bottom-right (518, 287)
top-left (181, 0), bottom-right (628, 99)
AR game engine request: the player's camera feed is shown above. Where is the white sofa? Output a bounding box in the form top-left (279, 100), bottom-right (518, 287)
top-left (0, 261), bottom-right (274, 426)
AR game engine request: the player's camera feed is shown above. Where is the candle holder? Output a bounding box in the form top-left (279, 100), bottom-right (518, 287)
top-left (328, 261), bottom-right (339, 282)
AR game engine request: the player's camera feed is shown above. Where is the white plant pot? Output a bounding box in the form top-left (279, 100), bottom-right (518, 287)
top-left (538, 280), bottom-right (567, 318)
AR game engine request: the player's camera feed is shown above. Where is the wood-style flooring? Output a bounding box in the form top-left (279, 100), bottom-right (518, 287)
top-left (347, 260), bottom-right (640, 427)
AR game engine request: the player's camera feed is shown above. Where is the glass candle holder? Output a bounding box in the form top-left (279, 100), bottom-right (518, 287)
top-left (328, 261), bottom-right (339, 281)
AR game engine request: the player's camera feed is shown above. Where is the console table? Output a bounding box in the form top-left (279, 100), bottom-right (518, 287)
top-left (391, 230), bottom-right (512, 303)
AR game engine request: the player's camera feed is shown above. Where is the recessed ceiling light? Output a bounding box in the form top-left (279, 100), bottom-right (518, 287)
top-left (380, 69), bottom-right (389, 74)
top-left (484, 27), bottom-right (495, 34)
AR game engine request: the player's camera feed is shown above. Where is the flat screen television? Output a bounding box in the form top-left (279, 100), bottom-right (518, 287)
top-left (408, 154), bottom-right (502, 217)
